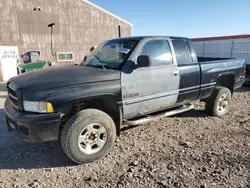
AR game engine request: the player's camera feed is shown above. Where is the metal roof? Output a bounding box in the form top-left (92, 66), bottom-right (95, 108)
top-left (192, 34), bottom-right (250, 42)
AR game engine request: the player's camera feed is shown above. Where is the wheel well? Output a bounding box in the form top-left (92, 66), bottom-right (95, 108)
top-left (72, 96), bottom-right (121, 136)
top-left (217, 74), bottom-right (235, 93)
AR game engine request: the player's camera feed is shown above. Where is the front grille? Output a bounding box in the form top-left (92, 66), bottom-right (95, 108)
top-left (7, 82), bottom-right (22, 111)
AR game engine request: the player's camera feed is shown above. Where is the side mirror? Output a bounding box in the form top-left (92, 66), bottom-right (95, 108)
top-left (137, 55), bottom-right (151, 68)
top-left (84, 55), bottom-right (87, 62)
top-left (90, 46), bottom-right (95, 52)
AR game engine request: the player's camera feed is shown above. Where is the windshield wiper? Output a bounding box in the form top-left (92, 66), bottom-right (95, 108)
top-left (94, 55), bottom-right (106, 69)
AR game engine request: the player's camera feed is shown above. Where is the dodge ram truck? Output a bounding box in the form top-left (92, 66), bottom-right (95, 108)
top-left (4, 36), bottom-right (245, 164)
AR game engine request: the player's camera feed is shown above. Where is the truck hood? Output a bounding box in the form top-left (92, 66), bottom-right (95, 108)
top-left (10, 66), bottom-right (120, 92)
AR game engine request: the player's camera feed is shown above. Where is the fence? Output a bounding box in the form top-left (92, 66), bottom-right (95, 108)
top-left (193, 40), bottom-right (250, 63)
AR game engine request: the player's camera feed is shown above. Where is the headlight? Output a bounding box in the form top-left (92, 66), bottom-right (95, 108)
top-left (23, 101), bottom-right (54, 113)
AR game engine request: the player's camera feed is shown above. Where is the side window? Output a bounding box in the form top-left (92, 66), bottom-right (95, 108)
top-left (141, 40), bottom-right (173, 67)
top-left (172, 39), bottom-right (193, 65)
top-left (187, 40), bottom-right (198, 63)
top-left (57, 52), bottom-right (74, 62)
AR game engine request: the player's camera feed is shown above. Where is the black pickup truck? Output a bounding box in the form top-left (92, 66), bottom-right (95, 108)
top-left (4, 36), bottom-right (245, 164)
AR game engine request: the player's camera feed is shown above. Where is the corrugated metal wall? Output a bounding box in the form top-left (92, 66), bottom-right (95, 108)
top-left (193, 39), bottom-right (250, 63)
top-left (0, 0), bottom-right (132, 64)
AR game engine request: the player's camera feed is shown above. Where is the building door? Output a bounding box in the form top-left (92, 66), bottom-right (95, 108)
top-left (0, 46), bottom-right (19, 81)
top-left (121, 39), bottom-right (180, 119)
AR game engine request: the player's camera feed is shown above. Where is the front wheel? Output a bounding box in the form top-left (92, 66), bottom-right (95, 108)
top-left (205, 87), bottom-right (232, 117)
top-left (61, 109), bottom-right (116, 164)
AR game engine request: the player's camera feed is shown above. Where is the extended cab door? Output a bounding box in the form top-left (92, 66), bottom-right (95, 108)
top-left (171, 39), bottom-right (200, 104)
top-left (121, 38), bottom-right (180, 119)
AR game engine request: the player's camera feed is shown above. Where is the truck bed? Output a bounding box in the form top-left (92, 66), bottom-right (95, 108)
top-left (196, 56), bottom-right (245, 100)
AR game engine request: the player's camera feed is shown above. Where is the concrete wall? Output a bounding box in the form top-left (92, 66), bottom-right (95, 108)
top-left (0, 0), bottom-right (132, 64)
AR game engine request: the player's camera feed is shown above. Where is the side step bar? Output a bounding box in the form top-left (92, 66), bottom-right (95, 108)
top-left (124, 103), bottom-right (194, 126)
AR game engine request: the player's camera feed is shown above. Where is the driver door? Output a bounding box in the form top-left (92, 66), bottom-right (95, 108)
top-left (121, 39), bottom-right (180, 119)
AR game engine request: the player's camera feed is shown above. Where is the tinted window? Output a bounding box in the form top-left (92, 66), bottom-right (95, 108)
top-left (172, 39), bottom-right (193, 65)
top-left (141, 40), bottom-right (173, 67)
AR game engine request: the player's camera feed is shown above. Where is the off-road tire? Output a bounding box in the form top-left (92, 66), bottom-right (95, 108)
top-left (61, 109), bottom-right (116, 164)
top-left (205, 87), bottom-right (232, 117)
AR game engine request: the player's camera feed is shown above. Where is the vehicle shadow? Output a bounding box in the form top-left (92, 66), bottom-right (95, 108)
top-left (121, 109), bottom-right (207, 132)
top-left (174, 109), bottom-right (207, 118)
top-left (235, 86), bottom-right (250, 93)
top-left (0, 108), bottom-right (76, 170)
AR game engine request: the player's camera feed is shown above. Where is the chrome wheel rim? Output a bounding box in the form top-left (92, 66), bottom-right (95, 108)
top-left (78, 123), bottom-right (107, 155)
top-left (218, 94), bottom-right (229, 113)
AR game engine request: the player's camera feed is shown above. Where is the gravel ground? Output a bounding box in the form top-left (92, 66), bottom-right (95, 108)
top-left (0, 86), bottom-right (250, 188)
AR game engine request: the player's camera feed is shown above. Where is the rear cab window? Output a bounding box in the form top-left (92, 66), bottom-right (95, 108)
top-left (141, 40), bottom-right (173, 67)
top-left (172, 39), bottom-right (194, 65)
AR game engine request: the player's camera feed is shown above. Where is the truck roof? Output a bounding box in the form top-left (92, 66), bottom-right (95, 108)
top-left (108, 36), bottom-right (190, 42)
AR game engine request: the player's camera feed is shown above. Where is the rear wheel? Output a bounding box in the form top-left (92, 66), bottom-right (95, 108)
top-left (61, 109), bottom-right (116, 164)
top-left (205, 87), bottom-right (232, 117)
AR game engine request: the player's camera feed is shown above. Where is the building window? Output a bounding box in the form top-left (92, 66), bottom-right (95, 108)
top-left (57, 52), bottom-right (74, 62)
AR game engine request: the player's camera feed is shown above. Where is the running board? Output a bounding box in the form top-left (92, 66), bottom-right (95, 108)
top-left (124, 103), bottom-right (194, 126)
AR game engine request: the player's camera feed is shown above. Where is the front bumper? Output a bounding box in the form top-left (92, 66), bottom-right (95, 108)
top-left (4, 98), bottom-right (61, 142)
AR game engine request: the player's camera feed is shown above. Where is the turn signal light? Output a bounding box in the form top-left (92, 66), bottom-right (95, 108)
top-left (47, 103), bottom-right (54, 113)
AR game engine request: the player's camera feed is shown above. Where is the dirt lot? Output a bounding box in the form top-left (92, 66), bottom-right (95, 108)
top-left (0, 86), bottom-right (250, 188)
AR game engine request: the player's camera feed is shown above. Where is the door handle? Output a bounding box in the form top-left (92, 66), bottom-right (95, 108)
top-left (171, 71), bottom-right (179, 76)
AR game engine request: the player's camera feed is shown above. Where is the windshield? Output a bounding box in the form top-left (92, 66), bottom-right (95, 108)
top-left (83, 40), bottom-right (139, 70)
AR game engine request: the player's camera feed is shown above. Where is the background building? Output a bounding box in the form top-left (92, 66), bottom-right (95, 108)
top-left (0, 0), bottom-right (132, 66)
top-left (192, 35), bottom-right (250, 63)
